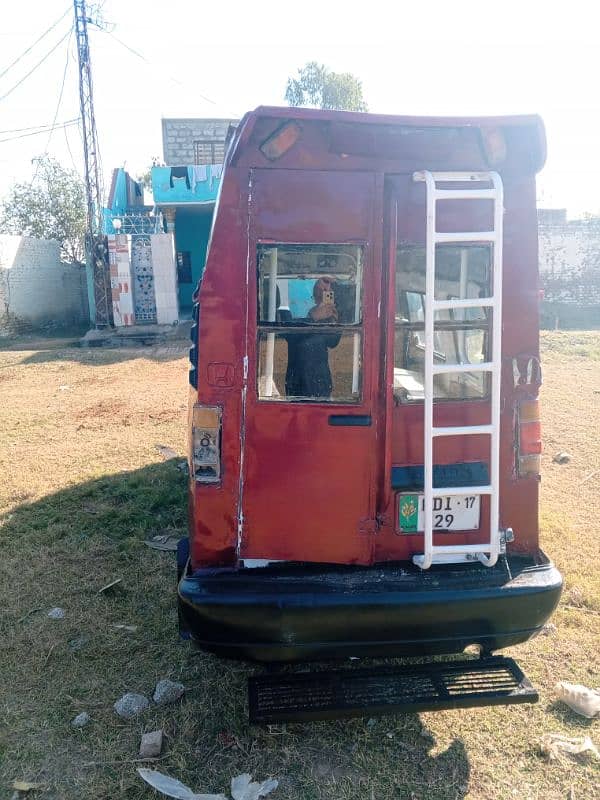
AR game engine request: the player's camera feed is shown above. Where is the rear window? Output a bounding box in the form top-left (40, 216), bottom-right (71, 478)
top-left (394, 244), bottom-right (492, 402)
top-left (256, 243), bottom-right (364, 402)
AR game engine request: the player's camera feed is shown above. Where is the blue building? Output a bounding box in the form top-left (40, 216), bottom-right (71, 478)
top-left (99, 117), bottom-right (237, 326)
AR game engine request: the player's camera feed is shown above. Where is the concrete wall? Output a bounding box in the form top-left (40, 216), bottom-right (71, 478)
top-left (0, 235), bottom-right (88, 335)
top-left (161, 118), bottom-right (237, 165)
top-left (538, 210), bottom-right (600, 328)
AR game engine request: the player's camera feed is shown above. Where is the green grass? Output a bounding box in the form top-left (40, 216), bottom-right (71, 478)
top-left (0, 338), bottom-right (598, 799)
top-left (540, 330), bottom-right (600, 360)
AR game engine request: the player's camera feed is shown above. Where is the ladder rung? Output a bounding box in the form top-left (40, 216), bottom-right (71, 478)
top-left (434, 231), bottom-right (497, 243)
top-left (435, 189), bottom-right (497, 201)
top-left (434, 297), bottom-right (495, 311)
top-left (416, 544), bottom-right (493, 556)
top-left (432, 362), bottom-right (494, 375)
top-left (432, 424), bottom-right (493, 437)
top-left (431, 485), bottom-right (493, 497)
top-left (414, 171), bottom-right (497, 183)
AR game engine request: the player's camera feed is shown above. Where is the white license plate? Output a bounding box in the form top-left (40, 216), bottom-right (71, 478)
top-left (398, 493), bottom-right (480, 532)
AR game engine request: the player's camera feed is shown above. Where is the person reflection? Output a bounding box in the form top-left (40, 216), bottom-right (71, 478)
top-left (285, 277), bottom-right (341, 399)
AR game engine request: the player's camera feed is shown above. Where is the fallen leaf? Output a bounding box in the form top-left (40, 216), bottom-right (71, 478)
top-left (12, 781), bottom-right (45, 792)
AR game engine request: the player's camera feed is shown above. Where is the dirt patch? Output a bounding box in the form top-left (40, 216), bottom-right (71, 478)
top-left (0, 333), bottom-right (598, 800)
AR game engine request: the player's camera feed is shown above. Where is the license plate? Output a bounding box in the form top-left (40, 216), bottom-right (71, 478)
top-left (398, 493), bottom-right (480, 532)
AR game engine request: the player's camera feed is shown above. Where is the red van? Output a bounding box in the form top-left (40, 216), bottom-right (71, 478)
top-left (178, 107), bottom-right (561, 718)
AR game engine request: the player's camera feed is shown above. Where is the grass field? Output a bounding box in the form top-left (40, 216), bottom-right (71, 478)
top-left (0, 332), bottom-right (598, 800)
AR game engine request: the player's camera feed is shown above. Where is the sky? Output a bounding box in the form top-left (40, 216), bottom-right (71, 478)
top-left (0, 0), bottom-right (598, 217)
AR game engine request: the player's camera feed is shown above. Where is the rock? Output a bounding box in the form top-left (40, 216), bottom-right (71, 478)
top-left (139, 729), bottom-right (163, 758)
top-left (114, 692), bottom-right (150, 719)
top-left (555, 682), bottom-right (600, 718)
top-left (72, 711), bottom-right (91, 728)
top-left (553, 452), bottom-right (571, 464)
top-left (155, 444), bottom-right (177, 460)
top-left (177, 460), bottom-right (189, 475)
top-left (48, 607), bottom-right (65, 620)
top-left (153, 679), bottom-right (185, 706)
top-left (541, 622), bottom-right (557, 636)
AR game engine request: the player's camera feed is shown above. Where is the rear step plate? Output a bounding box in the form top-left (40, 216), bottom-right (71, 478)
top-left (248, 656), bottom-right (537, 723)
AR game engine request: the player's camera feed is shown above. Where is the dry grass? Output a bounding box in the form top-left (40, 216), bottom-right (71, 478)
top-left (0, 332), bottom-right (598, 800)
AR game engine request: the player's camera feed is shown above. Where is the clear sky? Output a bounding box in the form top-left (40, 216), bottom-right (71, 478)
top-left (0, 0), bottom-right (598, 217)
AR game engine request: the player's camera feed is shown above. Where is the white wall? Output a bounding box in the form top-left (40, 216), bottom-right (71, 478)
top-left (0, 235), bottom-right (87, 334)
top-left (151, 233), bottom-right (179, 325)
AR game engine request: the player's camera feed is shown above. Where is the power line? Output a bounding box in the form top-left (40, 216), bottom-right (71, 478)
top-left (105, 29), bottom-right (226, 110)
top-left (0, 119), bottom-right (78, 144)
top-left (0, 117), bottom-right (78, 135)
top-left (0, 28), bottom-right (72, 103)
top-left (0, 7), bottom-right (71, 82)
top-left (43, 29), bottom-right (74, 154)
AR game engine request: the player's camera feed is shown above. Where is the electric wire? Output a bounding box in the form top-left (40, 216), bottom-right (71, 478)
top-left (105, 30), bottom-right (228, 111)
top-left (0, 118), bottom-right (79, 135)
top-left (0, 7), bottom-right (71, 82)
top-left (43, 29), bottom-right (74, 154)
top-left (0, 28), bottom-right (72, 103)
top-left (0, 120), bottom-right (78, 144)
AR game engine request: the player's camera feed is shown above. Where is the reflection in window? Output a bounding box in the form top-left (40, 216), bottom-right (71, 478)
top-left (257, 244), bottom-right (363, 402)
top-left (394, 245), bottom-right (491, 402)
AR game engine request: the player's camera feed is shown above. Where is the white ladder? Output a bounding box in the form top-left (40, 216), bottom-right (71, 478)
top-left (412, 171), bottom-right (504, 570)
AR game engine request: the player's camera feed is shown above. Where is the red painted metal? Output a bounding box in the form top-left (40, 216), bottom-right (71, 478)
top-left (189, 107), bottom-right (545, 569)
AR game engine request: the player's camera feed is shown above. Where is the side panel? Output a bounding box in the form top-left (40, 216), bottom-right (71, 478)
top-left (189, 171), bottom-right (247, 567)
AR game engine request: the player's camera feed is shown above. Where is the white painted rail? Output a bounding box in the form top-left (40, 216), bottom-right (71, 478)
top-left (411, 171), bottom-right (504, 570)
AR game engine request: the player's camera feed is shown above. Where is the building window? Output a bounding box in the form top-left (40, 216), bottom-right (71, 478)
top-left (176, 251), bottom-right (192, 284)
top-left (193, 140), bottom-right (226, 165)
top-left (394, 244), bottom-right (492, 402)
top-left (256, 244), bottom-right (364, 402)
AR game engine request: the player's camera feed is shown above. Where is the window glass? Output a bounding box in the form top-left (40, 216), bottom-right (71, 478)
top-left (394, 245), bottom-right (491, 403)
top-left (258, 330), bottom-right (361, 402)
top-left (257, 244), bottom-right (364, 403)
top-left (258, 244), bottom-right (362, 325)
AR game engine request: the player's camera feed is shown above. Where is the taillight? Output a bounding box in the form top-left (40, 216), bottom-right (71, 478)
top-left (260, 121), bottom-right (301, 161)
top-left (191, 405), bottom-right (221, 483)
top-left (518, 400), bottom-right (542, 478)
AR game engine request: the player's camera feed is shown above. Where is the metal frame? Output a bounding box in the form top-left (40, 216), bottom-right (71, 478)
top-left (412, 171), bottom-right (504, 569)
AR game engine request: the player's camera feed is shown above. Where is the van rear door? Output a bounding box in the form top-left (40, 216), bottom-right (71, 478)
top-left (240, 169), bottom-right (383, 565)
top-left (374, 174), bottom-right (497, 563)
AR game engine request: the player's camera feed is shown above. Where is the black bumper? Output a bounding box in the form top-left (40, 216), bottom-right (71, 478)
top-left (177, 552), bottom-right (562, 663)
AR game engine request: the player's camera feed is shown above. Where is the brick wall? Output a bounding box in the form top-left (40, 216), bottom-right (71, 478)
top-left (0, 235), bottom-right (88, 334)
top-left (161, 118), bottom-right (238, 165)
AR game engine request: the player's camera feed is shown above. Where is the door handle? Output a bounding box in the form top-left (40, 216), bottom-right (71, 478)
top-left (328, 415), bottom-right (372, 426)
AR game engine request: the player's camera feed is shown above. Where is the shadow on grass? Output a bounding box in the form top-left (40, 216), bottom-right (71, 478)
top-left (0, 461), bottom-right (471, 800)
top-left (2, 331), bottom-right (189, 366)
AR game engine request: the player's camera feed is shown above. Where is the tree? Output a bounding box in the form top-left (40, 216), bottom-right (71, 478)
top-left (285, 61), bottom-right (368, 112)
top-left (0, 156), bottom-right (86, 263)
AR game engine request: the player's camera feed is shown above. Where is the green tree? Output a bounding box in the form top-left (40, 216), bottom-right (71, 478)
top-left (0, 156), bottom-right (86, 263)
top-left (285, 61), bottom-right (368, 112)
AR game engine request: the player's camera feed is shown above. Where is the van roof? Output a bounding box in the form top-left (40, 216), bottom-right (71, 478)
top-left (227, 106), bottom-right (546, 174)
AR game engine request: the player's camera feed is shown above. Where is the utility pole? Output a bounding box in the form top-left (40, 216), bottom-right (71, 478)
top-left (73, 0), bottom-right (111, 327)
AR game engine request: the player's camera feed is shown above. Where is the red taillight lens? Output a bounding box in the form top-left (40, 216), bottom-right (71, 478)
top-left (518, 400), bottom-right (542, 477)
top-left (191, 405), bottom-right (221, 483)
top-left (260, 121), bottom-right (301, 161)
